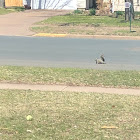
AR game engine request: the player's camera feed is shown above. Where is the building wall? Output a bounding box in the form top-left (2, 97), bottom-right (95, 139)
top-left (77, 0), bottom-right (86, 9)
top-left (114, 0), bottom-right (140, 11)
top-left (103, 0), bottom-right (140, 11)
top-left (77, 0), bottom-right (94, 9)
top-left (5, 0), bottom-right (99, 10)
top-left (23, 0), bottom-right (31, 6)
top-left (113, 0), bottom-right (125, 11)
top-left (31, 0), bottom-right (77, 9)
top-left (5, 0), bottom-right (23, 7)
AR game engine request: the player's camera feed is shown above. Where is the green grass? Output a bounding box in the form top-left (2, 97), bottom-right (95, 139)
top-left (31, 26), bottom-right (51, 33)
top-left (32, 14), bottom-right (140, 36)
top-left (0, 90), bottom-right (140, 140)
top-left (0, 7), bottom-right (25, 15)
top-left (0, 8), bottom-right (13, 15)
top-left (0, 66), bottom-right (140, 88)
top-left (37, 15), bottom-right (140, 27)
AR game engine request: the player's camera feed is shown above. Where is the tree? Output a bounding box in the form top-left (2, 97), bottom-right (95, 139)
top-left (96, 0), bottom-right (103, 10)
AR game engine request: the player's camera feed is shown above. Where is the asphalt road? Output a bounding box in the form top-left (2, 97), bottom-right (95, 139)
top-left (0, 36), bottom-right (140, 70)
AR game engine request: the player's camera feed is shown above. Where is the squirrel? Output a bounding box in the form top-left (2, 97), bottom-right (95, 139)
top-left (95, 55), bottom-right (106, 64)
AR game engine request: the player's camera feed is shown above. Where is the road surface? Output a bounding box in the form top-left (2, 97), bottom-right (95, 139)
top-left (0, 36), bottom-right (140, 70)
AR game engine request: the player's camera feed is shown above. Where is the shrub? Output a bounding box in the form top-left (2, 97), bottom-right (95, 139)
top-left (134, 12), bottom-right (140, 19)
top-left (89, 8), bottom-right (96, 15)
top-left (115, 11), bottom-right (124, 18)
top-left (116, 11), bottom-right (124, 16)
top-left (73, 10), bottom-right (83, 14)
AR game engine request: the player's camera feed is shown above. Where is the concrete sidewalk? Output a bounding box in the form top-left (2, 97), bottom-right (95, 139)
top-left (0, 83), bottom-right (140, 96)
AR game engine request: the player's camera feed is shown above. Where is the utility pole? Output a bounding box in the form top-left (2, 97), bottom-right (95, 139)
top-left (130, 4), bottom-right (132, 32)
top-left (130, 0), bottom-right (134, 19)
top-left (125, 0), bottom-right (134, 21)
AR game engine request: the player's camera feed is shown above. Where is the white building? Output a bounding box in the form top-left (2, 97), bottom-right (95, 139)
top-left (23, 0), bottom-right (94, 10)
top-left (104, 0), bottom-right (140, 12)
top-left (23, 0), bottom-right (140, 11)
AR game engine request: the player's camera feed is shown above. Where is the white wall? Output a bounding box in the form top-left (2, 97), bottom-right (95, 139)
top-left (31, 0), bottom-right (77, 9)
top-left (103, 0), bottom-right (140, 11)
top-left (23, 0), bottom-right (31, 6)
top-left (113, 0), bottom-right (124, 11)
top-left (77, 0), bottom-right (86, 8)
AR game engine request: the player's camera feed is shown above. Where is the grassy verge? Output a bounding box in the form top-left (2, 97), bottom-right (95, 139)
top-left (0, 66), bottom-right (140, 88)
top-left (31, 14), bottom-right (140, 36)
top-left (0, 7), bottom-right (25, 15)
top-left (0, 90), bottom-right (140, 140)
top-left (36, 15), bottom-right (140, 27)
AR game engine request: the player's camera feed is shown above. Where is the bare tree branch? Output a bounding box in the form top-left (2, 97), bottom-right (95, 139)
top-left (53, 0), bottom-right (61, 9)
top-left (44, 0), bottom-right (47, 9)
top-left (46, 0), bottom-right (52, 8)
top-left (59, 0), bottom-right (72, 9)
top-left (48, 0), bottom-right (56, 9)
top-left (32, 0), bottom-right (73, 9)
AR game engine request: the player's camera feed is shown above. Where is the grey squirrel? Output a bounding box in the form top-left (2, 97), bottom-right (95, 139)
top-left (95, 55), bottom-right (106, 64)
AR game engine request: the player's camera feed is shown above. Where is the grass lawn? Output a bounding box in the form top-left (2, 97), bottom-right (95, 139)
top-left (0, 7), bottom-right (25, 15)
top-left (0, 89), bottom-right (140, 140)
top-left (0, 66), bottom-right (140, 88)
top-left (31, 14), bottom-right (140, 36)
top-left (36, 15), bottom-right (140, 27)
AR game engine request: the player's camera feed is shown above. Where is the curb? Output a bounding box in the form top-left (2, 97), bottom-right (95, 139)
top-left (0, 83), bottom-right (140, 96)
top-left (33, 33), bottom-right (67, 37)
top-left (33, 33), bottom-right (140, 40)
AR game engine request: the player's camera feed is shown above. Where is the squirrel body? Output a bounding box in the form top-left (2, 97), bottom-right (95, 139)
top-left (95, 55), bottom-right (106, 64)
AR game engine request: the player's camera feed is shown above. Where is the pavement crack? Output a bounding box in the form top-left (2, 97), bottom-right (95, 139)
top-left (61, 86), bottom-right (68, 92)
